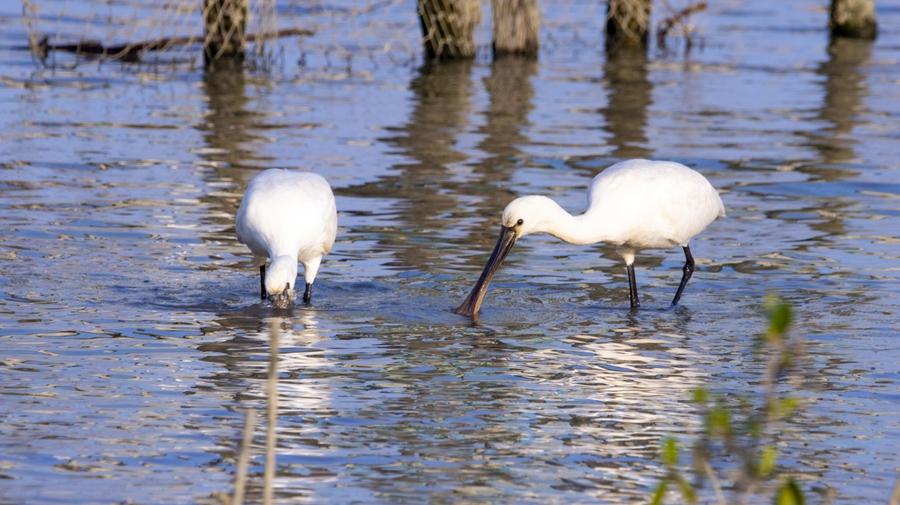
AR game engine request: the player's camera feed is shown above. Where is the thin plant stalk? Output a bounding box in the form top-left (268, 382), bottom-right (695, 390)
top-left (263, 319), bottom-right (280, 505)
top-left (232, 409), bottom-right (256, 505)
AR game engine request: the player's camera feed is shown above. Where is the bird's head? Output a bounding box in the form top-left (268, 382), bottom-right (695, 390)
top-left (455, 195), bottom-right (561, 319)
top-left (501, 195), bottom-right (560, 238)
top-left (266, 257), bottom-right (297, 309)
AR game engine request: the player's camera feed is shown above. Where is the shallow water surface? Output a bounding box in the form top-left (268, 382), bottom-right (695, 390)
top-left (1, 1), bottom-right (898, 503)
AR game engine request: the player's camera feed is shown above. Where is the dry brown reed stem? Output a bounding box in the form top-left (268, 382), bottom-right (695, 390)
top-left (232, 409), bottom-right (256, 505)
top-left (264, 319), bottom-right (280, 505)
top-left (890, 478), bottom-right (900, 505)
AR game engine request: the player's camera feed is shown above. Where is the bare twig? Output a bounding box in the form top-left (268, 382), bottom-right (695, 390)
top-left (29, 28), bottom-right (313, 62)
top-left (702, 460), bottom-right (727, 505)
top-left (656, 1), bottom-right (707, 50)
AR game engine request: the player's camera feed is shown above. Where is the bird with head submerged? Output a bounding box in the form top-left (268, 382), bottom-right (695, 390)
top-left (455, 159), bottom-right (726, 318)
top-left (236, 169), bottom-right (337, 309)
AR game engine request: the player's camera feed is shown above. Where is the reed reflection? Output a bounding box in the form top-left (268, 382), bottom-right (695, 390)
top-left (347, 61), bottom-right (475, 272)
top-left (196, 67), bottom-right (274, 232)
top-left (195, 66), bottom-right (285, 298)
top-left (485, 314), bottom-right (705, 500)
top-left (479, 58), bottom-right (537, 162)
top-left (810, 38), bottom-right (872, 170)
top-left (582, 50), bottom-right (661, 304)
top-left (793, 39), bottom-right (873, 241)
top-left (465, 57), bottom-right (539, 255)
top-left (349, 334), bottom-right (526, 499)
top-left (197, 310), bottom-right (340, 502)
top-left (600, 49), bottom-right (653, 160)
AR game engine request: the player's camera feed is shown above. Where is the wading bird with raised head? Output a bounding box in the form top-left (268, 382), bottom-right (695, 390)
top-left (456, 159), bottom-right (725, 318)
top-left (236, 169), bottom-right (337, 309)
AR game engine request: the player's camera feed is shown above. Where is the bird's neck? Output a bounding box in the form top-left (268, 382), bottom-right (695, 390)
top-left (544, 203), bottom-right (608, 246)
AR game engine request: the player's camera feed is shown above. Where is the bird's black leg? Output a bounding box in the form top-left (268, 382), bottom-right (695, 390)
top-left (626, 263), bottom-right (640, 309)
top-left (671, 245), bottom-right (695, 306)
top-left (259, 265), bottom-right (267, 300)
top-left (303, 282), bottom-right (312, 305)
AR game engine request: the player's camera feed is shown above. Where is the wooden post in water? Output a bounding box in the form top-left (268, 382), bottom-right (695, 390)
top-left (830, 0), bottom-right (877, 39)
top-left (605, 0), bottom-right (651, 51)
top-left (492, 0), bottom-right (540, 58)
top-left (417, 0), bottom-right (482, 59)
top-left (204, 0), bottom-right (249, 65)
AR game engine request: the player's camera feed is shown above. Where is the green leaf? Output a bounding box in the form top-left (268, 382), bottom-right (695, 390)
top-left (759, 445), bottom-right (778, 477)
top-left (691, 387), bottom-right (708, 405)
top-left (650, 480), bottom-right (667, 505)
top-left (662, 437), bottom-right (679, 467)
top-left (709, 406), bottom-right (732, 437)
top-left (775, 477), bottom-right (805, 505)
top-left (777, 397), bottom-right (799, 418)
top-left (765, 295), bottom-right (793, 339)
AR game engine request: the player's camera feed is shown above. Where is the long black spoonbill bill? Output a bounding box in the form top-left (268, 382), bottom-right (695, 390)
top-left (236, 169), bottom-right (337, 308)
top-left (456, 159), bottom-right (725, 317)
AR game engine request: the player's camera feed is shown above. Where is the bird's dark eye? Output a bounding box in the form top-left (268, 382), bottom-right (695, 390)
top-left (516, 219), bottom-right (524, 226)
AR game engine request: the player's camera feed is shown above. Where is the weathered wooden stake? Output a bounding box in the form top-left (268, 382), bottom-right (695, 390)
top-left (606, 0), bottom-right (651, 51)
top-left (417, 0), bottom-right (482, 60)
top-left (492, 0), bottom-right (540, 58)
top-left (204, 0), bottom-right (249, 65)
top-left (830, 0), bottom-right (877, 39)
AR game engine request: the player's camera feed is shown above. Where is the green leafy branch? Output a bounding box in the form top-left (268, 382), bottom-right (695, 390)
top-left (651, 295), bottom-right (807, 505)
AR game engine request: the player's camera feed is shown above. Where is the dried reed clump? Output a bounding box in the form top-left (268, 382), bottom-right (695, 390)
top-left (491, 0), bottom-right (540, 57)
top-left (830, 0), bottom-right (877, 39)
top-left (417, 0), bottom-right (482, 59)
top-left (203, 0), bottom-right (248, 63)
top-left (605, 0), bottom-right (651, 50)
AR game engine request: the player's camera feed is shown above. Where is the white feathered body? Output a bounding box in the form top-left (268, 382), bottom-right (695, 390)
top-left (236, 169), bottom-right (337, 290)
top-left (464, 159), bottom-right (725, 314)
top-left (585, 160), bottom-right (725, 249)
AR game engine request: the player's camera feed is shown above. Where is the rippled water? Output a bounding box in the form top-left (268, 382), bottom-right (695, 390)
top-left (1, 0), bottom-right (899, 503)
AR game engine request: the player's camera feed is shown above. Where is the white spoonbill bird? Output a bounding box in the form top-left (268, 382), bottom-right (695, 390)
top-left (236, 169), bottom-right (337, 308)
top-left (456, 159), bottom-right (725, 317)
